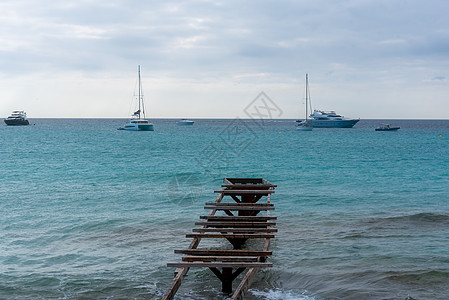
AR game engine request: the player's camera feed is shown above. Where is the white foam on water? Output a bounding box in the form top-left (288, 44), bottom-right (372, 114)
top-left (250, 288), bottom-right (316, 300)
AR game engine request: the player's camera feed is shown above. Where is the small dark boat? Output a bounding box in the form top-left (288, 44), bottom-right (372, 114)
top-left (4, 111), bottom-right (30, 126)
top-left (375, 123), bottom-right (400, 131)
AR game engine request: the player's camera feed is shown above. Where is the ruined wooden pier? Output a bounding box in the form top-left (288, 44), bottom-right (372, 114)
top-left (163, 178), bottom-right (277, 300)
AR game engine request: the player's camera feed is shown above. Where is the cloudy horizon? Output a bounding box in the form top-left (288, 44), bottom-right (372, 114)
top-left (1, 0), bottom-right (449, 119)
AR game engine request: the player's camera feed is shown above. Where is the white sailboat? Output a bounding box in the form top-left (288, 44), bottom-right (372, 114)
top-left (118, 65), bottom-right (154, 131)
top-left (296, 74), bottom-right (313, 131)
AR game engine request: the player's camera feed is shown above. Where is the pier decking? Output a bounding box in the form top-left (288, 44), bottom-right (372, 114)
top-left (163, 178), bottom-right (277, 300)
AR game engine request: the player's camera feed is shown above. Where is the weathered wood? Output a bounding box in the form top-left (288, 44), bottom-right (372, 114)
top-left (204, 205), bottom-right (274, 211)
top-left (214, 190), bottom-right (275, 194)
top-left (221, 184), bottom-right (276, 188)
top-left (186, 233), bottom-right (275, 239)
top-left (162, 193), bottom-right (224, 300)
top-left (223, 178), bottom-right (264, 184)
top-left (174, 249), bottom-right (272, 256)
top-left (182, 256), bottom-right (260, 262)
top-left (230, 267), bottom-right (260, 300)
top-left (195, 221), bottom-right (276, 227)
top-left (199, 215), bottom-right (277, 220)
top-left (205, 202), bottom-right (274, 206)
top-left (164, 178), bottom-right (276, 299)
top-left (222, 268), bottom-right (233, 294)
top-left (167, 262), bottom-right (272, 268)
top-left (192, 228), bottom-right (278, 233)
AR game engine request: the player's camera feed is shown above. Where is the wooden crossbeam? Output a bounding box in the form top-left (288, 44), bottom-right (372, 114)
top-left (186, 233), bottom-right (275, 239)
top-left (192, 228), bottom-right (278, 233)
top-left (195, 221), bottom-right (276, 227)
top-left (199, 215), bottom-right (277, 220)
top-left (205, 202), bottom-right (274, 206)
top-left (167, 262), bottom-right (272, 268)
top-left (221, 184), bottom-right (276, 189)
top-left (181, 256), bottom-right (260, 262)
top-left (214, 190), bottom-right (275, 194)
top-left (174, 249), bottom-right (272, 256)
top-left (204, 205), bottom-right (274, 211)
top-left (223, 178), bottom-right (264, 184)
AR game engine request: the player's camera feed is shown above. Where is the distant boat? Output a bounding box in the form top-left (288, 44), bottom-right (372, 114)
top-left (375, 123), bottom-right (400, 131)
top-left (4, 110), bottom-right (30, 126)
top-left (305, 110), bottom-right (360, 128)
top-left (177, 119), bottom-right (194, 125)
top-left (118, 65), bottom-right (154, 131)
top-left (296, 74), bottom-right (313, 131)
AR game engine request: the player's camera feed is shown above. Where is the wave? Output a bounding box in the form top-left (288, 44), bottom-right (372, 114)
top-left (250, 288), bottom-right (316, 300)
top-left (385, 270), bottom-right (449, 284)
top-left (366, 212), bottom-right (449, 228)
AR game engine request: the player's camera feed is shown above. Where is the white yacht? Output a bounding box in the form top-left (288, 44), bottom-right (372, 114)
top-left (4, 110), bottom-right (30, 126)
top-left (177, 119), bottom-right (194, 125)
top-left (307, 110), bottom-right (359, 128)
top-left (118, 65), bottom-right (154, 131)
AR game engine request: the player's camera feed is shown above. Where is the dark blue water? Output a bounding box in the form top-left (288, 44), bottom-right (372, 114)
top-left (1, 119), bottom-right (449, 299)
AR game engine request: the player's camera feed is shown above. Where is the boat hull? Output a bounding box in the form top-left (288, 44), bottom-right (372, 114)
top-left (122, 124), bottom-right (154, 131)
top-left (375, 127), bottom-right (400, 131)
top-left (138, 124), bottom-right (154, 131)
top-left (308, 119), bottom-right (359, 128)
top-left (177, 121), bottom-right (194, 125)
top-left (4, 119), bottom-right (30, 126)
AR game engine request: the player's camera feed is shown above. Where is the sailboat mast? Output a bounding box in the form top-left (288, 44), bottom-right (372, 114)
top-left (138, 65), bottom-right (141, 119)
top-left (305, 73), bottom-right (308, 121)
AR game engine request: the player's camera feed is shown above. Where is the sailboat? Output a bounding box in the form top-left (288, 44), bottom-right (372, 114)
top-left (118, 65), bottom-right (154, 131)
top-left (296, 74), bottom-right (313, 131)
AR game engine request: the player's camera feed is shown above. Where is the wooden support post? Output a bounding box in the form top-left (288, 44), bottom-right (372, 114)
top-left (222, 268), bottom-right (233, 294)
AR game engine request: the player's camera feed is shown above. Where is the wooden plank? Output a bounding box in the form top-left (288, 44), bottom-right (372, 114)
top-left (215, 190), bottom-right (275, 194)
top-left (205, 202), bottom-right (274, 206)
top-left (221, 184), bottom-right (276, 189)
top-left (167, 262), bottom-right (272, 268)
top-left (200, 215), bottom-right (277, 220)
top-left (192, 228), bottom-right (278, 233)
top-left (195, 221), bottom-right (276, 227)
top-left (174, 249), bottom-right (272, 256)
top-left (182, 256), bottom-right (259, 262)
top-left (230, 267), bottom-right (260, 300)
top-left (186, 233), bottom-right (275, 239)
top-left (223, 178), bottom-right (264, 184)
top-left (204, 205), bottom-right (275, 211)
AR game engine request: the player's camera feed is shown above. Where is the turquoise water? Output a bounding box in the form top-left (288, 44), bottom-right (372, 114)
top-left (1, 118), bottom-right (449, 299)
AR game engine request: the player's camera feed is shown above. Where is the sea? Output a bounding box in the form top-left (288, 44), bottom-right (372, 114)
top-left (1, 118), bottom-right (449, 300)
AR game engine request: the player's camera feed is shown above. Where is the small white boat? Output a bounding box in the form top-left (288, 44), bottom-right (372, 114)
top-left (296, 74), bottom-right (313, 131)
top-left (375, 123), bottom-right (400, 131)
top-left (4, 110), bottom-right (30, 126)
top-left (177, 119), bottom-right (194, 125)
top-left (118, 65), bottom-right (154, 131)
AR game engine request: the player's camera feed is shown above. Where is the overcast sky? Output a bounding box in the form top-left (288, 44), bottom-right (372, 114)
top-left (1, 0), bottom-right (448, 119)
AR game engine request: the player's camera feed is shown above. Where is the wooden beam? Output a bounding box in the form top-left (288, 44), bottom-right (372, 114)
top-left (192, 228), bottom-right (278, 233)
top-left (194, 221), bottom-right (276, 227)
top-left (199, 216), bottom-right (277, 220)
top-left (221, 184), bottom-right (276, 189)
top-left (204, 205), bottom-right (274, 211)
top-left (230, 267), bottom-right (260, 300)
top-left (174, 249), bottom-right (272, 256)
top-left (186, 233), bottom-right (275, 239)
top-left (214, 190), bottom-right (275, 194)
top-left (205, 202), bottom-right (274, 206)
top-left (182, 256), bottom-right (260, 262)
top-left (167, 262), bottom-right (272, 268)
